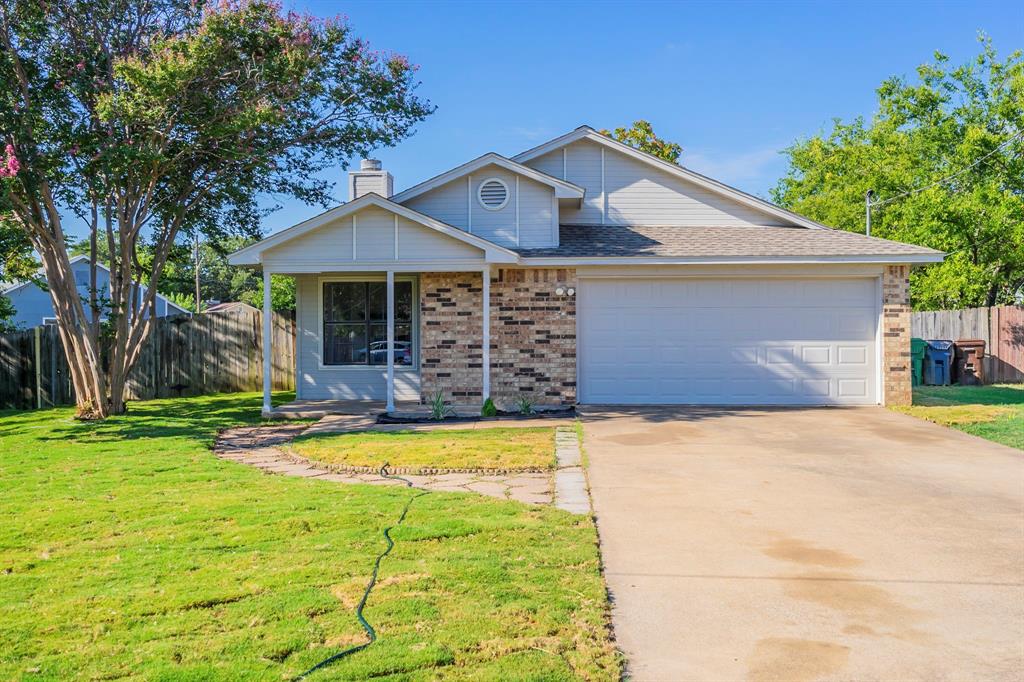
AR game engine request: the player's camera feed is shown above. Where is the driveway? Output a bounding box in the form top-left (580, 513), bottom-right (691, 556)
top-left (582, 406), bottom-right (1024, 681)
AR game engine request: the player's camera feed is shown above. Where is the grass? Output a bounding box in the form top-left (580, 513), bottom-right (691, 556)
top-left (895, 384), bottom-right (1024, 450)
top-left (0, 393), bottom-right (619, 681)
top-left (289, 427), bottom-right (557, 472)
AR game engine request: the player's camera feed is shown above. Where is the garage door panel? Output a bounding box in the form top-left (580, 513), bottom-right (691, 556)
top-left (580, 278), bottom-right (878, 405)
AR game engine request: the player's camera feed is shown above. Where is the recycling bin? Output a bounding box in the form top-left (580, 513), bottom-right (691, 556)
top-left (954, 339), bottom-right (986, 385)
top-left (923, 340), bottom-right (954, 386)
top-left (910, 338), bottom-right (928, 387)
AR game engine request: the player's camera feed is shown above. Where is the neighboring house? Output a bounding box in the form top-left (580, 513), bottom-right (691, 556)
top-left (204, 301), bottom-right (259, 314)
top-left (2, 254), bottom-right (190, 329)
top-left (229, 126), bottom-right (943, 415)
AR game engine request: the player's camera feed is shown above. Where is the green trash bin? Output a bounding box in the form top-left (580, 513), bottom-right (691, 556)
top-left (910, 338), bottom-right (928, 386)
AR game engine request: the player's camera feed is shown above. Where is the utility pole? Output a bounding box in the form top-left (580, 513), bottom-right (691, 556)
top-left (865, 190), bottom-right (875, 237)
top-left (193, 232), bottom-right (202, 313)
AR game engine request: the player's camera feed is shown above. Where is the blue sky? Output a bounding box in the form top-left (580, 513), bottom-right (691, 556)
top-left (255, 0), bottom-right (1020, 236)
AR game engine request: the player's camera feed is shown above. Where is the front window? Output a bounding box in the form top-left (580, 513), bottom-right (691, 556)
top-left (323, 281), bottom-right (414, 366)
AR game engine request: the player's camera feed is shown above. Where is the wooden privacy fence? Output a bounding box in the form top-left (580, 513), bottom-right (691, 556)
top-left (911, 305), bottom-right (1024, 384)
top-left (0, 310), bottom-right (295, 410)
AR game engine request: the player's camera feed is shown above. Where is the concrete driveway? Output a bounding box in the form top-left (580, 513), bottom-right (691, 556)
top-left (582, 407), bottom-right (1024, 681)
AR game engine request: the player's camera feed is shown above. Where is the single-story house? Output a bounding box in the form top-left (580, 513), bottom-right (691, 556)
top-left (229, 126), bottom-right (944, 416)
top-left (2, 254), bottom-right (190, 329)
top-left (204, 301), bottom-right (260, 315)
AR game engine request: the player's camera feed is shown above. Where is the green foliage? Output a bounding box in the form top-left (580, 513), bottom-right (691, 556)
top-left (772, 37), bottom-right (1024, 309)
top-left (481, 397), bottom-right (497, 417)
top-left (0, 393), bottom-right (619, 679)
top-left (516, 396), bottom-right (534, 416)
top-left (244, 273), bottom-right (296, 312)
top-left (427, 390), bottom-right (454, 421)
top-left (601, 120), bottom-right (682, 163)
top-left (161, 290), bottom-right (196, 313)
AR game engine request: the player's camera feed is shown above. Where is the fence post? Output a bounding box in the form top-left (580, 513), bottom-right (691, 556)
top-left (34, 326), bottom-right (42, 410)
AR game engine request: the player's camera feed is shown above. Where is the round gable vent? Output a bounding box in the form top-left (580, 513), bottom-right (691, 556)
top-left (477, 178), bottom-right (509, 210)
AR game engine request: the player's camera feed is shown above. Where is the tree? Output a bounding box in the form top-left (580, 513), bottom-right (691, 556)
top-left (601, 120), bottom-right (682, 164)
top-left (0, 0), bottom-right (432, 418)
top-left (772, 38), bottom-right (1024, 310)
top-left (0, 218), bottom-right (35, 329)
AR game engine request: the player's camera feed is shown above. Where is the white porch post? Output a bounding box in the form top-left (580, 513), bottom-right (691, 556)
top-left (386, 270), bottom-right (395, 413)
top-left (482, 265), bottom-right (490, 401)
top-left (262, 268), bottom-right (272, 415)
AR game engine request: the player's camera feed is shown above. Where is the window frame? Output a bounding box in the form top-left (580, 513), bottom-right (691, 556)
top-left (316, 274), bottom-right (418, 371)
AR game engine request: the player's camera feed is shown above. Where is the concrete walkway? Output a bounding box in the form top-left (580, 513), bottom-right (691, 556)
top-left (582, 406), bottom-right (1024, 682)
top-left (214, 417), bottom-right (589, 510)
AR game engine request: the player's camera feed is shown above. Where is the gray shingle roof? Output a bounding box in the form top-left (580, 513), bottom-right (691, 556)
top-left (514, 225), bottom-right (943, 259)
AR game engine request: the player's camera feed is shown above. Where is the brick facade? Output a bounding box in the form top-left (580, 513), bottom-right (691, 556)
top-left (882, 264), bottom-right (912, 406)
top-left (490, 268), bottom-right (576, 408)
top-left (419, 268), bottom-right (577, 409)
top-left (419, 272), bottom-right (484, 404)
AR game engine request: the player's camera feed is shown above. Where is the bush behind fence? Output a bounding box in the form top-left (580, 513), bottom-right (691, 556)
top-left (0, 310), bottom-right (295, 410)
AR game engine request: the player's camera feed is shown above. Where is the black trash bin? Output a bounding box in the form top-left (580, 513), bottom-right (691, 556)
top-left (923, 340), bottom-right (954, 386)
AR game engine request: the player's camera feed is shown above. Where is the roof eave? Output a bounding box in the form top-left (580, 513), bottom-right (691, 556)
top-left (518, 253), bottom-right (945, 266)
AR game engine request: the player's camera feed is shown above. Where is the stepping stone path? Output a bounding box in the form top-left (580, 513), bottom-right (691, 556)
top-left (213, 421), bottom-right (590, 513)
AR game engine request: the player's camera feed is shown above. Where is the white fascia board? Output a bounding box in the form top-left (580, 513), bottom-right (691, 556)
top-left (390, 152), bottom-right (585, 203)
top-left (519, 253), bottom-right (945, 266)
top-left (263, 260), bottom-right (490, 274)
top-left (512, 126), bottom-right (834, 231)
top-left (228, 193), bottom-right (520, 266)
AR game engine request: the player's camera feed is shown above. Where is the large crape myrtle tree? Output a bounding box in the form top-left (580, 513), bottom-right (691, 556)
top-left (0, 0), bottom-right (432, 418)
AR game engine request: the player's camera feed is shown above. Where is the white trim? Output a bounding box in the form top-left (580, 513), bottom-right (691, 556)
top-left (514, 177), bottom-right (520, 245)
top-left (512, 126), bottom-right (835, 231)
top-left (477, 177), bottom-right (510, 211)
top-left (351, 214), bottom-right (357, 261)
top-left (264, 260), bottom-right (489, 274)
top-left (389, 152), bottom-right (585, 204)
top-left (562, 147), bottom-right (567, 180)
top-left (393, 215), bottom-right (399, 260)
top-left (228, 193), bottom-right (520, 265)
top-left (261, 269), bottom-right (272, 415)
top-left (315, 273), bottom-right (419, 372)
top-left (875, 274), bottom-right (884, 406)
top-left (467, 175), bottom-right (473, 233)
top-left (600, 147), bottom-right (606, 225)
top-left (482, 266), bottom-right (491, 400)
top-left (520, 254), bottom-right (944, 266)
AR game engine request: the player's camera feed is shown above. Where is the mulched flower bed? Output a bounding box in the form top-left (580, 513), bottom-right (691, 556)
top-left (376, 407), bottom-right (576, 425)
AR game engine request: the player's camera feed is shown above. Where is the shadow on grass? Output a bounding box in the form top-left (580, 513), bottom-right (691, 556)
top-left (913, 384), bottom-right (1024, 407)
top-left (0, 391), bottom-right (295, 445)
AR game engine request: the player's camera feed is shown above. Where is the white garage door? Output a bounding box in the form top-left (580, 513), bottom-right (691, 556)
top-left (579, 278), bottom-right (878, 405)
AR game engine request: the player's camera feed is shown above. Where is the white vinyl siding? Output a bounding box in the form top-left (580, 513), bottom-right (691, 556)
top-left (262, 207), bottom-right (482, 270)
top-left (579, 277), bottom-right (878, 405)
top-left (526, 138), bottom-right (795, 227)
top-left (294, 274), bottom-right (420, 400)
top-left (400, 164), bottom-right (557, 248)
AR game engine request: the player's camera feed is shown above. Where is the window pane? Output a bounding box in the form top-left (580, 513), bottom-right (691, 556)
top-left (395, 281), bottom-right (413, 322)
top-left (366, 323), bottom-right (414, 366)
top-left (324, 282), bottom-right (365, 323)
top-left (324, 323), bottom-right (367, 365)
top-left (368, 282), bottom-right (387, 321)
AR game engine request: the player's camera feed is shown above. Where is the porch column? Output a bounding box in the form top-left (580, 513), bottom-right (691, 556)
top-left (482, 265), bottom-right (490, 400)
top-left (386, 270), bottom-right (395, 413)
top-left (262, 268), bottom-right (272, 415)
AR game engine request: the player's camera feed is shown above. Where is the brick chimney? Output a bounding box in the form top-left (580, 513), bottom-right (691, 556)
top-left (348, 159), bottom-right (393, 201)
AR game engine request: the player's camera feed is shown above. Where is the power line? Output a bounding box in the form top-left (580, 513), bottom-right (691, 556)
top-left (871, 130), bottom-right (1023, 209)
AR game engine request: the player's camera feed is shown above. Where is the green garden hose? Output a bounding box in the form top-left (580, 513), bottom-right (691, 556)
top-left (293, 464), bottom-right (426, 680)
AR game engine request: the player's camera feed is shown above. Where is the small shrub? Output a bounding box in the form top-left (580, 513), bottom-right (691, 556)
top-left (428, 390), bottom-right (454, 421)
top-left (481, 397), bottom-right (497, 417)
top-left (516, 396), bottom-right (533, 416)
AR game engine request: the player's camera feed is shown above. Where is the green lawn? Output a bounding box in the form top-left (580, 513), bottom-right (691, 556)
top-left (290, 427), bottom-right (557, 472)
top-left (897, 384), bottom-right (1024, 450)
top-left (0, 393), bottom-right (619, 681)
